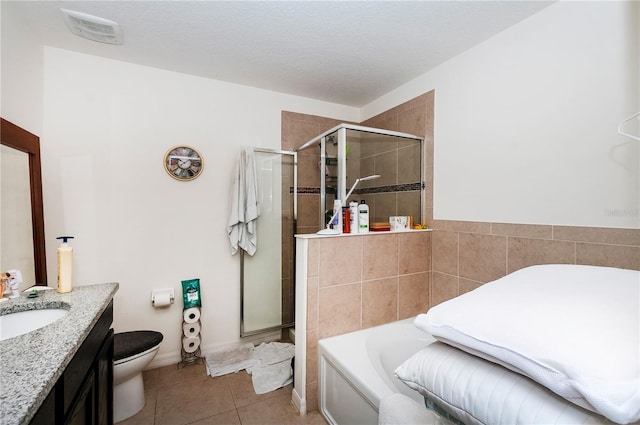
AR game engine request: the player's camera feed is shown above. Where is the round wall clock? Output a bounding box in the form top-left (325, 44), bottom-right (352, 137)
top-left (164, 146), bottom-right (204, 181)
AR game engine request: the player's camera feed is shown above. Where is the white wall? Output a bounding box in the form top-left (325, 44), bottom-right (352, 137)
top-left (0, 1), bottom-right (44, 288)
top-left (363, 1), bottom-right (640, 229)
top-left (41, 47), bottom-right (358, 366)
top-left (0, 1), bottom-right (43, 133)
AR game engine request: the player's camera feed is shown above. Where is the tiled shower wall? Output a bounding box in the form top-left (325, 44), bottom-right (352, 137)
top-left (282, 89), bottom-right (434, 234)
top-left (361, 91), bottom-right (434, 224)
top-left (349, 133), bottom-right (423, 224)
top-left (282, 112), bottom-right (350, 235)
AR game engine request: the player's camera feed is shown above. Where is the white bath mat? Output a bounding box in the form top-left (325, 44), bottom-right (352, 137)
top-left (205, 341), bottom-right (294, 394)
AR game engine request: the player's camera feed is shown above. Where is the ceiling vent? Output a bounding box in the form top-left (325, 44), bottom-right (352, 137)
top-left (61, 9), bottom-right (123, 45)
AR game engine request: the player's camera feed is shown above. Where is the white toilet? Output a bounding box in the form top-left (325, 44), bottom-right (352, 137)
top-left (113, 330), bottom-right (163, 423)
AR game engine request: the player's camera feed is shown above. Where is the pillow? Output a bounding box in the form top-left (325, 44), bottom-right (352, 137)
top-left (413, 264), bottom-right (640, 424)
top-left (395, 341), bottom-right (616, 425)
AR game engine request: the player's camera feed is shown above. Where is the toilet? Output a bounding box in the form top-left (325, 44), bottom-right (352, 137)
top-left (113, 330), bottom-right (163, 422)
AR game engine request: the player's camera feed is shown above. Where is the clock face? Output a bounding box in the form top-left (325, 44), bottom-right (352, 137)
top-left (164, 146), bottom-right (203, 181)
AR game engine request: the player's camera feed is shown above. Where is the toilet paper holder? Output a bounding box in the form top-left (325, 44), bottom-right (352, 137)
top-left (151, 288), bottom-right (175, 307)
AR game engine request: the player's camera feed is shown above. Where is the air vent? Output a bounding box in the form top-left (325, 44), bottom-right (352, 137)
top-left (61, 8), bottom-right (123, 45)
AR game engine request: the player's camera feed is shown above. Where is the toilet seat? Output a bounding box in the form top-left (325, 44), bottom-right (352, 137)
top-left (114, 330), bottom-right (163, 364)
top-left (113, 330), bottom-right (163, 422)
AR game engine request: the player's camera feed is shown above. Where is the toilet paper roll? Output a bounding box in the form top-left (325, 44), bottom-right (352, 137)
top-left (183, 307), bottom-right (200, 323)
top-left (182, 321), bottom-right (201, 337)
top-left (152, 291), bottom-right (172, 307)
top-left (182, 335), bottom-right (201, 353)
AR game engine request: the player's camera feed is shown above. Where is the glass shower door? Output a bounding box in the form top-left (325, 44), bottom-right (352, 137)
top-left (240, 149), bottom-right (296, 336)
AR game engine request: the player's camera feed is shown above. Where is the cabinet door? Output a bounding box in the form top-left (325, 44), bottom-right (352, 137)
top-left (96, 329), bottom-right (114, 425)
top-left (65, 370), bottom-right (96, 425)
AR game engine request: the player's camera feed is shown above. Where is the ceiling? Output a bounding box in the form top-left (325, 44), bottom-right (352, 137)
top-left (5, 1), bottom-right (553, 107)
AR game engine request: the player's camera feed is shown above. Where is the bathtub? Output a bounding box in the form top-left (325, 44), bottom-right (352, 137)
top-left (318, 318), bottom-right (436, 425)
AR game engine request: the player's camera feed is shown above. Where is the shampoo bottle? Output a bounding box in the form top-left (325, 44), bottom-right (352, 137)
top-left (349, 201), bottom-right (359, 234)
top-left (332, 199), bottom-right (343, 233)
top-left (342, 207), bottom-right (350, 233)
top-left (358, 200), bottom-right (369, 233)
top-left (57, 236), bottom-right (74, 293)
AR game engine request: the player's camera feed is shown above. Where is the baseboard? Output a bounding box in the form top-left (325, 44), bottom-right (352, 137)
top-left (148, 352), bottom-right (182, 370)
top-left (292, 387), bottom-right (306, 415)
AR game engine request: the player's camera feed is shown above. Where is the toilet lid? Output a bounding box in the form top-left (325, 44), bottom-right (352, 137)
top-left (114, 330), bottom-right (164, 361)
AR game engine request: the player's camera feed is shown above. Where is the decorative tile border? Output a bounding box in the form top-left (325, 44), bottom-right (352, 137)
top-left (293, 182), bottom-right (422, 195)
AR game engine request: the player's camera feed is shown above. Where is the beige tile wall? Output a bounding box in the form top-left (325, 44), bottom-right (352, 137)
top-left (361, 91), bottom-right (435, 224)
top-left (303, 231), bottom-right (432, 411)
top-left (282, 112), bottom-right (352, 235)
top-left (430, 220), bottom-right (640, 305)
top-left (300, 222), bottom-right (639, 413)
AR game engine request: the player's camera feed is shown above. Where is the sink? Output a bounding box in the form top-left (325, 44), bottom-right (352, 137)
top-left (0, 308), bottom-right (68, 341)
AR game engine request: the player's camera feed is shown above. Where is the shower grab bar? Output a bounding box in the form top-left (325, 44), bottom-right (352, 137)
top-left (617, 112), bottom-right (640, 141)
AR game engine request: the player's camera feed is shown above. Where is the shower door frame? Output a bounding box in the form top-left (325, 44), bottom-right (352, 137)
top-left (240, 148), bottom-right (297, 337)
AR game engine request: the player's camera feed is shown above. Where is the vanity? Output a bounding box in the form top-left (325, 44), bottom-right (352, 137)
top-left (0, 283), bottom-right (118, 425)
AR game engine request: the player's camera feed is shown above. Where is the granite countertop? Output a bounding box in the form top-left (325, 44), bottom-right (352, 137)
top-left (0, 282), bottom-right (119, 425)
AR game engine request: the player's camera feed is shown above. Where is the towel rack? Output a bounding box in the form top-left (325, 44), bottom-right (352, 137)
top-left (617, 112), bottom-right (640, 141)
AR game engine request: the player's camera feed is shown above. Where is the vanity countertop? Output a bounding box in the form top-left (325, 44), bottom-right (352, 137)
top-left (0, 282), bottom-right (118, 425)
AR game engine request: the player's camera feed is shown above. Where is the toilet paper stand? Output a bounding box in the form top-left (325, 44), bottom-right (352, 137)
top-left (178, 346), bottom-right (203, 369)
top-left (179, 307), bottom-right (203, 369)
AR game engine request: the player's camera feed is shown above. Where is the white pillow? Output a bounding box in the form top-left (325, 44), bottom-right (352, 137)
top-left (413, 264), bottom-right (640, 425)
top-left (395, 342), bottom-right (617, 425)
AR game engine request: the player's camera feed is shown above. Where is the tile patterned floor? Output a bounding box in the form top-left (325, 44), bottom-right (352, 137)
top-left (116, 363), bottom-right (327, 425)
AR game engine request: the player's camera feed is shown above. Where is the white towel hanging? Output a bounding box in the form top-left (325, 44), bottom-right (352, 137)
top-left (617, 112), bottom-right (640, 141)
top-left (227, 147), bottom-right (260, 256)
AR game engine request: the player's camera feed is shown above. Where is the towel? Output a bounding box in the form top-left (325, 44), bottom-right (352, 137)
top-left (205, 341), bottom-right (295, 394)
top-left (205, 343), bottom-right (256, 377)
top-left (246, 342), bottom-right (295, 394)
top-left (249, 360), bottom-right (293, 395)
top-left (227, 147), bottom-right (260, 256)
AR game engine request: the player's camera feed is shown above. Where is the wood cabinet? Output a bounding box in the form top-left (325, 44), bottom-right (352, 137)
top-left (30, 301), bottom-right (114, 425)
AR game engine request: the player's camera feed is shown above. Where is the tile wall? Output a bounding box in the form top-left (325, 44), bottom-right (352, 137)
top-left (361, 91), bottom-right (434, 225)
top-left (281, 112), bottom-right (350, 235)
top-left (349, 132), bottom-right (423, 224)
top-left (430, 221), bottom-right (640, 303)
top-left (302, 230), bottom-right (432, 412)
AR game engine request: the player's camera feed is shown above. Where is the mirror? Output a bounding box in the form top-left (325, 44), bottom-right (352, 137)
top-left (1, 118), bottom-right (47, 286)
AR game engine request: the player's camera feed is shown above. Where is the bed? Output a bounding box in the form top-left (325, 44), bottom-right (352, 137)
top-left (394, 264), bottom-right (640, 425)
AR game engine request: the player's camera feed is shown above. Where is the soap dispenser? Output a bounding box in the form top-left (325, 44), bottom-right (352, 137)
top-left (57, 236), bottom-right (74, 293)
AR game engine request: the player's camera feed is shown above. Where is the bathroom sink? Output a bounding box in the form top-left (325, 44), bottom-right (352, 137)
top-left (0, 308), bottom-right (68, 341)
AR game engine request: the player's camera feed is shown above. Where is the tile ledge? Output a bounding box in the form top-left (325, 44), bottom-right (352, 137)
top-left (296, 229), bottom-right (432, 239)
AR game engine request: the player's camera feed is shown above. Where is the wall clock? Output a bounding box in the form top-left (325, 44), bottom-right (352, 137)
top-left (164, 146), bottom-right (204, 181)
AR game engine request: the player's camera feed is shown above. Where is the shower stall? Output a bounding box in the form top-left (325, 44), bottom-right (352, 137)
top-left (296, 124), bottom-right (424, 232)
top-left (240, 148), bottom-right (296, 337)
top-left (239, 124), bottom-right (422, 337)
